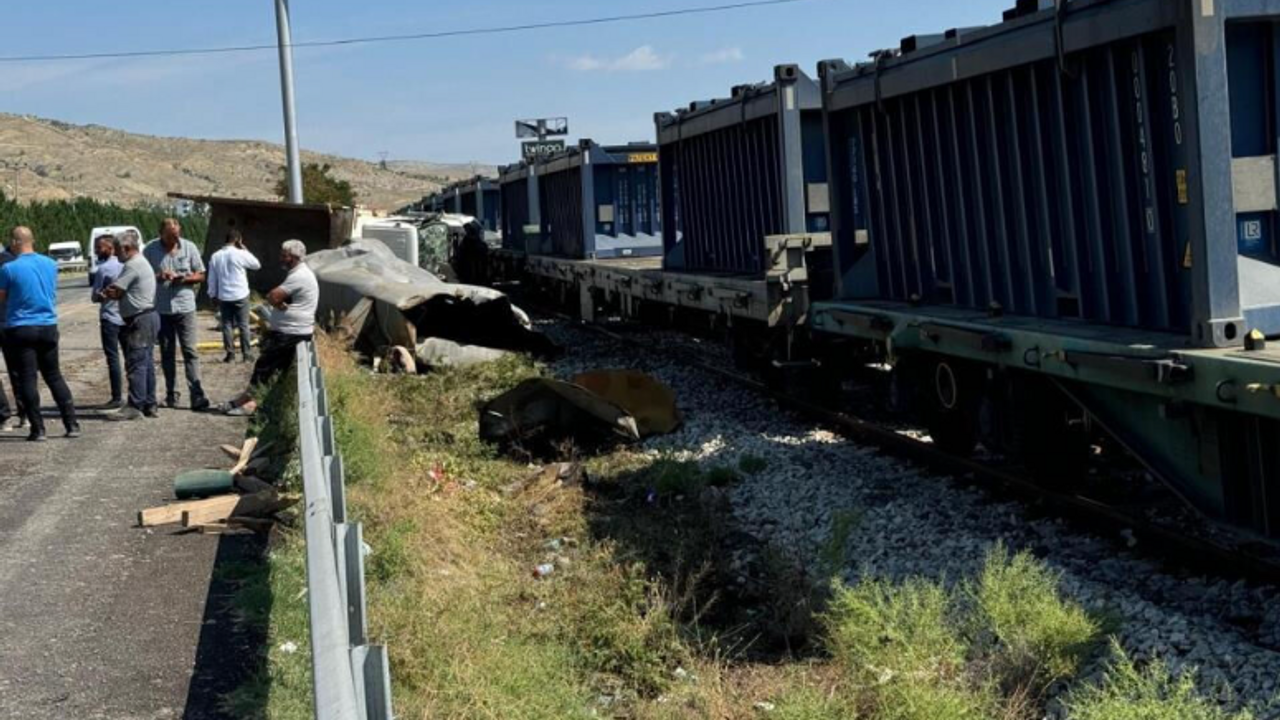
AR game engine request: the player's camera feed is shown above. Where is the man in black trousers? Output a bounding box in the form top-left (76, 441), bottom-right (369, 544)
top-left (0, 226), bottom-right (79, 441)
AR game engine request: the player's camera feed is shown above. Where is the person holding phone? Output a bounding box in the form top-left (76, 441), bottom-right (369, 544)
top-left (143, 218), bottom-right (210, 412)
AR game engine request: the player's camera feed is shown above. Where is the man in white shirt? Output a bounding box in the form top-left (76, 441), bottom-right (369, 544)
top-left (206, 229), bottom-right (262, 363)
top-left (221, 239), bottom-right (318, 417)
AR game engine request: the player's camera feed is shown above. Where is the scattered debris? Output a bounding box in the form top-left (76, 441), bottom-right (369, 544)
top-left (533, 563), bottom-right (556, 579)
top-left (415, 337), bottom-right (509, 369)
top-left (279, 641), bottom-right (298, 655)
top-left (180, 491), bottom-right (296, 528)
top-left (173, 470), bottom-right (236, 500)
top-left (380, 345), bottom-right (418, 375)
top-left (571, 369), bottom-right (682, 436)
top-left (139, 437), bottom-right (294, 533)
top-left (480, 378), bottom-right (640, 456)
top-left (306, 238), bottom-right (557, 358)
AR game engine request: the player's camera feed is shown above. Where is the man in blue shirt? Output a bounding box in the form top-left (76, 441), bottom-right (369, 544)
top-left (90, 234), bottom-right (126, 409)
top-left (0, 226), bottom-right (79, 441)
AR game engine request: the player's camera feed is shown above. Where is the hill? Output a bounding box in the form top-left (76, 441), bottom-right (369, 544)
top-left (0, 113), bottom-right (494, 212)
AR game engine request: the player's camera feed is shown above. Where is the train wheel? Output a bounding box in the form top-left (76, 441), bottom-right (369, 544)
top-left (922, 359), bottom-right (978, 456)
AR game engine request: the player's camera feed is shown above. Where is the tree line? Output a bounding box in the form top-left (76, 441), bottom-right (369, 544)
top-left (0, 191), bottom-right (210, 254)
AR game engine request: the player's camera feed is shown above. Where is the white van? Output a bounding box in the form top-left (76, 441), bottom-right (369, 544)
top-left (47, 241), bottom-right (87, 274)
top-left (87, 226), bottom-right (144, 286)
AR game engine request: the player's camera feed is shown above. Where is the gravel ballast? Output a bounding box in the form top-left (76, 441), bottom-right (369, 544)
top-left (541, 319), bottom-right (1280, 716)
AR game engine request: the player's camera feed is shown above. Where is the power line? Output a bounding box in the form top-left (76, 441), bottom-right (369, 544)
top-left (0, 0), bottom-right (812, 64)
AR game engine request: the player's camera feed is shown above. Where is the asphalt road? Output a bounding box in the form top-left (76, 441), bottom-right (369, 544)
top-left (0, 275), bottom-right (264, 719)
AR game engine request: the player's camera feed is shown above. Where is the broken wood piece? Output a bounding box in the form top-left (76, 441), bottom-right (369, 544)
top-left (229, 438), bottom-right (259, 476)
top-left (181, 492), bottom-right (296, 527)
top-left (219, 444), bottom-right (243, 461)
top-left (235, 475), bottom-right (275, 495)
top-left (227, 516), bottom-right (276, 533)
top-left (191, 522), bottom-right (253, 536)
top-left (139, 494), bottom-right (243, 527)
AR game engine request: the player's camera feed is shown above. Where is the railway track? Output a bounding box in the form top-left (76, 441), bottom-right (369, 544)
top-left (565, 315), bottom-right (1280, 589)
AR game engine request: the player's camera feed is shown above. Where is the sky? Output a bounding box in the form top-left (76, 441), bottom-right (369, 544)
top-left (1, 0), bottom-right (1011, 166)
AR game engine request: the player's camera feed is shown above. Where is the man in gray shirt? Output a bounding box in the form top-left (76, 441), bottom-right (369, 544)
top-left (144, 218), bottom-right (210, 411)
top-left (103, 230), bottom-right (159, 420)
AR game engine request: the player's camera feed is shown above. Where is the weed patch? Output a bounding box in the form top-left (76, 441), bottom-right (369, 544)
top-left (1064, 641), bottom-right (1255, 720)
top-left (231, 337), bottom-right (1244, 720)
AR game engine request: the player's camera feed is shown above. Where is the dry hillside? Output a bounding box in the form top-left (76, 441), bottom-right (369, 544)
top-left (0, 113), bottom-right (494, 211)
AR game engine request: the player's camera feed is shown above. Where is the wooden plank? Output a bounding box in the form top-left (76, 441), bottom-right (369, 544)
top-left (138, 495), bottom-right (243, 527)
top-left (229, 438), bottom-right (259, 476)
top-left (219, 444), bottom-right (243, 461)
top-left (181, 492), bottom-right (295, 527)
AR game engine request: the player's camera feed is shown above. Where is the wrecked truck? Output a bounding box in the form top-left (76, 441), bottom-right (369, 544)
top-left (305, 237), bottom-right (556, 366)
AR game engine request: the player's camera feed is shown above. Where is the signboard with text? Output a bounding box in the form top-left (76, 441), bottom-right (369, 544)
top-left (522, 140), bottom-right (566, 161)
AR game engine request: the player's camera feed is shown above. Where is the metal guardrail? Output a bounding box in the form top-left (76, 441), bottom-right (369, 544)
top-left (296, 341), bottom-right (394, 720)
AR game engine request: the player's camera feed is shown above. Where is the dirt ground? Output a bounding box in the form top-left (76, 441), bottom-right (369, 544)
top-left (0, 277), bottom-right (265, 719)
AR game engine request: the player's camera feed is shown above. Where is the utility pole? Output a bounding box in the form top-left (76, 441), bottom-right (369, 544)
top-left (275, 0), bottom-right (303, 204)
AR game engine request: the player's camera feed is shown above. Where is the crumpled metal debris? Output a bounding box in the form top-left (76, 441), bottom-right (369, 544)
top-left (480, 378), bottom-right (641, 455)
top-left (307, 238), bottom-right (556, 357)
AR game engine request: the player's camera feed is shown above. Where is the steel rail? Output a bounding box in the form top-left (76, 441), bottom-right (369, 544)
top-left (575, 320), bottom-right (1280, 586)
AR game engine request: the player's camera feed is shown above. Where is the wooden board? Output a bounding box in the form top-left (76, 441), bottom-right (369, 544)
top-left (138, 495), bottom-right (243, 527)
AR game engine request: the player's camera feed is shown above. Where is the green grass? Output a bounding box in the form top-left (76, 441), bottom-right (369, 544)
top-left (1063, 642), bottom-right (1255, 720)
top-left (825, 576), bottom-right (968, 683)
top-left (969, 544), bottom-right (1101, 690)
top-left (220, 532), bottom-right (313, 719)
top-left (227, 339), bottom-right (1248, 720)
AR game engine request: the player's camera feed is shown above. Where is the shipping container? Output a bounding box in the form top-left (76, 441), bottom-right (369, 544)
top-left (657, 64), bottom-right (830, 276)
top-left (499, 161), bottom-right (540, 252)
top-left (535, 139), bottom-right (663, 259)
top-left (420, 190), bottom-right (457, 214)
top-left (821, 0), bottom-right (1280, 347)
top-left (456, 176), bottom-right (502, 236)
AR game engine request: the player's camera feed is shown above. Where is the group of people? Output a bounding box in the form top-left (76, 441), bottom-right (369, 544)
top-left (0, 220), bottom-right (320, 442)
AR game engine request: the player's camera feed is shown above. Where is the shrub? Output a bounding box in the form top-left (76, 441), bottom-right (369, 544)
top-left (824, 577), bottom-right (967, 684)
top-left (1064, 641), bottom-right (1254, 720)
top-left (969, 544), bottom-right (1101, 689)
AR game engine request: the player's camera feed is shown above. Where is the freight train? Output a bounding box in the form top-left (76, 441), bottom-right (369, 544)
top-left (467, 0), bottom-right (1280, 539)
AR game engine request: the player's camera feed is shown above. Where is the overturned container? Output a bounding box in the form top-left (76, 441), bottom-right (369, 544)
top-left (535, 139), bottom-right (663, 259)
top-left (656, 64), bottom-right (832, 277)
top-left (821, 0), bottom-right (1280, 346)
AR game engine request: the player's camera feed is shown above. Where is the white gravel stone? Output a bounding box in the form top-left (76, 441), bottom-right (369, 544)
top-left (541, 320), bottom-right (1280, 715)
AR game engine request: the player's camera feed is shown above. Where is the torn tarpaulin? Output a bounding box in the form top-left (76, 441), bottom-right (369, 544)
top-left (306, 238), bottom-right (556, 357)
top-left (480, 378), bottom-right (641, 456)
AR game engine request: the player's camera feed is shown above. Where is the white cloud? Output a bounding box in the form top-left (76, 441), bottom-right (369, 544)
top-left (699, 47), bottom-right (745, 65)
top-left (566, 45), bottom-right (672, 73)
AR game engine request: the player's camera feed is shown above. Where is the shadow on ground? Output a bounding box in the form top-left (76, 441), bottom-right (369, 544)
top-left (182, 533), bottom-right (271, 720)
